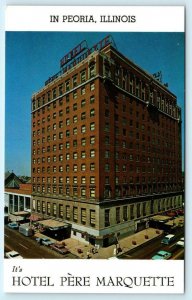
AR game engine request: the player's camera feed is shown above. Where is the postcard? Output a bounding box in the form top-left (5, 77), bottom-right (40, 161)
top-left (3, 5), bottom-right (184, 294)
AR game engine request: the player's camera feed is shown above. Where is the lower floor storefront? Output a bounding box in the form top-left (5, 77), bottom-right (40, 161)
top-left (31, 192), bottom-right (183, 247)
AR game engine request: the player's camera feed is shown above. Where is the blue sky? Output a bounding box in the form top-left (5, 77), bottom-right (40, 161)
top-left (5, 32), bottom-right (184, 176)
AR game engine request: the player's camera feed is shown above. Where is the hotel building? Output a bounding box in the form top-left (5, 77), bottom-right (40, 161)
top-left (31, 36), bottom-right (183, 246)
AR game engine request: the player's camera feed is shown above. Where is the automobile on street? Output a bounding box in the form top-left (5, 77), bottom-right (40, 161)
top-left (152, 250), bottom-right (172, 260)
top-left (7, 222), bottom-right (19, 230)
top-left (36, 237), bottom-right (54, 246)
top-left (5, 250), bottom-right (23, 259)
top-left (50, 243), bottom-right (69, 254)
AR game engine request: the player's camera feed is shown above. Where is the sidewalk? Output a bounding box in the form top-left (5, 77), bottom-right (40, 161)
top-left (37, 227), bottom-right (163, 259)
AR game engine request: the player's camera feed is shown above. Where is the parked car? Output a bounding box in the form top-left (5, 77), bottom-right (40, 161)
top-left (5, 250), bottom-right (23, 259)
top-left (50, 243), bottom-right (69, 254)
top-left (36, 237), bottom-right (54, 246)
top-left (152, 250), bottom-right (172, 260)
top-left (7, 222), bottom-right (19, 229)
top-left (176, 237), bottom-right (184, 248)
top-left (161, 234), bottom-right (176, 245)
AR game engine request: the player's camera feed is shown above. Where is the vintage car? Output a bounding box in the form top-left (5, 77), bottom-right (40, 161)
top-left (50, 243), bottom-right (69, 254)
top-left (152, 250), bottom-right (172, 260)
top-left (5, 250), bottom-right (23, 259)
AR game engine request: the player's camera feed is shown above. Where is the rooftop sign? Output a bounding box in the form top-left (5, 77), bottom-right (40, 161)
top-left (45, 35), bottom-right (113, 85)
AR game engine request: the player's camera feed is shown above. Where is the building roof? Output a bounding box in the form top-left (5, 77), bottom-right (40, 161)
top-left (5, 172), bottom-right (23, 188)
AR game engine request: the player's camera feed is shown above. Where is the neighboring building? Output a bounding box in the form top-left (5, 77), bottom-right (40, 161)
top-left (31, 36), bottom-right (183, 247)
top-left (5, 172), bottom-right (31, 218)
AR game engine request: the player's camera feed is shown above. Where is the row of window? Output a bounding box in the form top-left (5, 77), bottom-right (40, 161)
top-left (33, 149), bottom-right (96, 164)
top-left (33, 162), bottom-right (96, 173)
top-left (33, 136), bottom-right (95, 153)
top-left (32, 78), bottom-right (95, 110)
top-left (33, 186), bottom-right (96, 198)
top-left (104, 63), bottom-right (179, 119)
top-left (33, 176), bottom-right (96, 184)
top-left (35, 199), bottom-right (96, 227)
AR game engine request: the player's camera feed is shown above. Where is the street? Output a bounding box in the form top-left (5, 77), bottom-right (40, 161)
top-left (120, 229), bottom-right (184, 260)
top-left (4, 226), bottom-right (77, 259)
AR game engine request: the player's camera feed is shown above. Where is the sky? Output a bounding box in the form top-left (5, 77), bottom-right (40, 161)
top-left (5, 32), bottom-right (185, 176)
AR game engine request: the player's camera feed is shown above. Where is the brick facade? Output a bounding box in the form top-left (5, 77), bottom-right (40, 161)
top-left (31, 39), bottom-right (183, 247)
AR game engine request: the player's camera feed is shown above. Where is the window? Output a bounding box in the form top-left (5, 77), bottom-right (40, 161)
top-left (81, 164), bottom-right (86, 171)
top-left (90, 149), bottom-right (95, 158)
top-left (73, 127), bottom-right (77, 135)
top-left (90, 109), bottom-right (95, 117)
top-left (81, 138), bottom-right (86, 146)
top-left (90, 176), bottom-right (95, 184)
top-left (105, 150), bottom-right (110, 158)
top-left (105, 209), bottom-right (110, 227)
top-left (66, 141), bottom-right (70, 149)
top-left (59, 132), bottom-right (63, 139)
top-left (73, 176), bottom-right (78, 184)
top-left (59, 110), bottom-right (63, 117)
top-left (66, 118), bottom-right (70, 126)
top-left (90, 210), bottom-right (96, 227)
top-left (73, 140), bottom-right (77, 147)
top-left (53, 203), bottom-right (57, 216)
top-left (73, 207), bottom-right (78, 222)
top-left (81, 125), bottom-right (86, 133)
top-left (53, 123), bottom-right (56, 130)
top-left (89, 64), bottom-right (95, 78)
top-left (81, 99), bottom-right (86, 107)
top-left (66, 130), bottom-right (70, 137)
top-left (81, 70), bottom-right (86, 83)
top-left (90, 122), bottom-right (95, 131)
top-left (73, 152), bottom-right (78, 159)
top-left (116, 207), bottom-right (120, 223)
top-left (66, 205), bottom-right (70, 220)
top-left (81, 112), bottom-right (86, 120)
top-left (59, 143), bottom-right (63, 150)
top-left (59, 177), bottom-right (63, 183)
top-left (90, 188), bottom-right (95, 198)
top-left (105, 122), bottom-right (110, 132)
top-left (42, 201), bottom-right (45, 213)
top-left (123, 206), bottom-right (128, 221)
top-left (81, 86), bottom-right (86, 95)
top-left (90, 82), bottom-right (95, 91)
top-left (73, 164), bottom-right (78, 172)
top-left (47, 202), bottom-right (51, 215)
top-left (90, 95), bottom-right (95, 104)
top-left (73, 75), bottom-right (77, 87)
top-left (130, 204), bottom-right (134, 220)
top-left (59, 204), bottom-right (63, 218)
top-left (59, 121), bottom-right (63, 128)
top-left (73, 91), bottom-right (77, 99)
top-left (65, 80), bottom-right (70, 91)
top-left (105, 136), bottom-right (110, 145)
top-left (66, 153), bottom-right (70, 160)
top-left (81, 151), bottom-right (86, 158)
top-left (73, 103), bottom-right (77, 111)
top-left (59, 166), bottom-right (63, 172)
top-left (90, 163), bottom-right (95, 171)
top-left (90, 136), bottom-right (95, 145)
top-left (105, 163), bottom-right (110, 171)
top-left (58, 84), bottom-right (63, 95)
top-left (73, 115), bottom-right (78, 123)
top-left (81, 176), bottom-right (86, 184)
top-left (81, 208), bottom-right (86, 224)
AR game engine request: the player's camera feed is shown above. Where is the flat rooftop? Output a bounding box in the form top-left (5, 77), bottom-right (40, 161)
top-left (38, 219), bottom-right (69, 229)
top-left (150, 215), bottom-right (172, 222)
